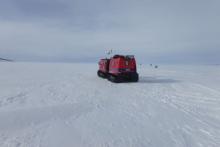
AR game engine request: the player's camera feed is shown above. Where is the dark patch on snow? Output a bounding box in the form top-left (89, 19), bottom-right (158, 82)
top-left (139, 76), bottom-right (180, 84)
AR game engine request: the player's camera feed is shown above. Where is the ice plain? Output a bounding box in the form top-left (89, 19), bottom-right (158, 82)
top-left (0, 62), bottom-right (220, 147)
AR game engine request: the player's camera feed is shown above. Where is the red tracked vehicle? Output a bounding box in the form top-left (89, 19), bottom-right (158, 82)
top-left (97, 55), bottom-right (139, 83)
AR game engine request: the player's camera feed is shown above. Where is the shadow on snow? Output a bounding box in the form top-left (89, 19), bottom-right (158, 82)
top-left (139, 76), bottom-right (180, 84)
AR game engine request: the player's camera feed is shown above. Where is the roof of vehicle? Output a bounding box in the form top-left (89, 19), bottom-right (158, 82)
top-left (113, 55), bottom-right (134, 59)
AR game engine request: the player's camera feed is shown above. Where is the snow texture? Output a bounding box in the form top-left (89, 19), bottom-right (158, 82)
top-left (0, 62), bottom-right (220, 147)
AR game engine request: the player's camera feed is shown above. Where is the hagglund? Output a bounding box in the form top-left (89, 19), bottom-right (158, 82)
top-left (97, 55), bottom-right (139, 83)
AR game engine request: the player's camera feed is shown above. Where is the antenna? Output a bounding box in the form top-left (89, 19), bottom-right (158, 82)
top-left (106, 49), bottom-right (113, 57)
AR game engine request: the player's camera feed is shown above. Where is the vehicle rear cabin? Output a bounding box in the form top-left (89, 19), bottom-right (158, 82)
top-left (98, 55), bottom-right (139, 83)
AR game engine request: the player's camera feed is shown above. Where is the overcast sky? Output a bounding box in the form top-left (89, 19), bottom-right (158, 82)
top-left (0, 0), bottom-right (220, 63)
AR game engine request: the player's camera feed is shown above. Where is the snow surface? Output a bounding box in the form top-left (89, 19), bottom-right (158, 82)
top-left (0, 62), bottom-right (220, 147)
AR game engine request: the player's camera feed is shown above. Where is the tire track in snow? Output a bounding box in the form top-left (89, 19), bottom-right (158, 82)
top-left (127, 81), bottom-right (220, 147)
top-left (151, 82), bottom-right (220, 146)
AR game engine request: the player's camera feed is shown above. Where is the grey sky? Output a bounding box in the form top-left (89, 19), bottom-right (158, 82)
top-left (0, 0), bottom-right (220, 63)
